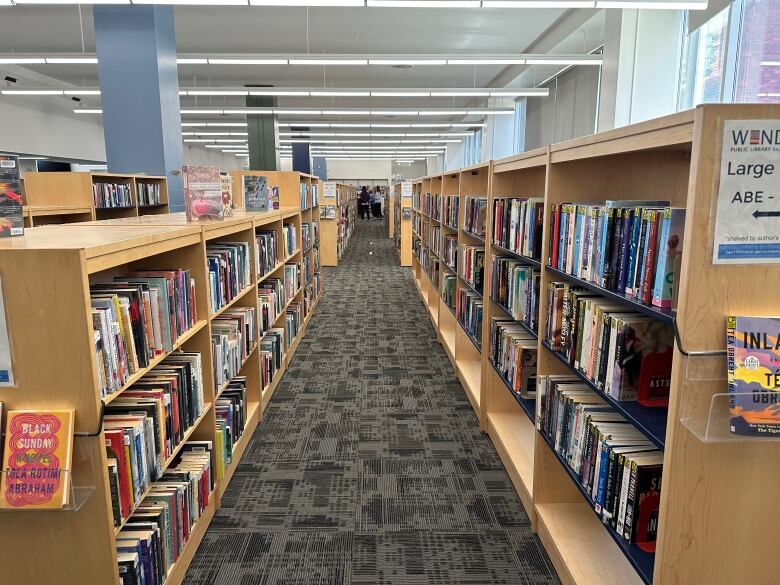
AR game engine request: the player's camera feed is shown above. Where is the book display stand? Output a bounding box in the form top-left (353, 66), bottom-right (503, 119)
top-left (409, 104), bottom-right (780, 585)
top-left (0, 171), bottom-right (323, 584)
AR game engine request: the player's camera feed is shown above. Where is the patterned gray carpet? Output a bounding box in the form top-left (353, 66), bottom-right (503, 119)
top-left (183, 217), bottom-right (561, 585)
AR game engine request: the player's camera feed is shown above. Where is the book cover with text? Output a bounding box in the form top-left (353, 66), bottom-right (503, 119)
top-left (182, 165), bottom-right (223, 222)
top-left (0, 409), bottom-right (75, 509)
top-left (727, 316), bottom-right (780, 436)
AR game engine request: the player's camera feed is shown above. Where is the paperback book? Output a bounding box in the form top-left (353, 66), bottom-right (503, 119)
top-left (182, 165), bottom-right (223, 222)
top-left (0, 154), bottom-right (23, 237)
top-left (727, 315), bottom-right (780, 436)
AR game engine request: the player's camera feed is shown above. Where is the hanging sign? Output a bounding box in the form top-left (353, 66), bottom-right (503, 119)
top-left (323, 182), bottom-right (337, 199)
top-left (401, 182), bottom-right (413, 198)
top-left (713, 120), bottom-right (780, 264)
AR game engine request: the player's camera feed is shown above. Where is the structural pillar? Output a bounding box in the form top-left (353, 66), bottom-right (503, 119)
top-left (312, 156), bottom-right (327, 180)
top-left (246, 88), bottom-right (279, 171)
top-left (291, 126), bottom-right (311, 174)
top-left (93, 6), bottom-right (185, 210)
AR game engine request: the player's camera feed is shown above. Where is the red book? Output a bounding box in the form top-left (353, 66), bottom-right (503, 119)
top-left (550, 204), bottom-right (561, 269)
top-left (104, 428), bottom-right (132, 519)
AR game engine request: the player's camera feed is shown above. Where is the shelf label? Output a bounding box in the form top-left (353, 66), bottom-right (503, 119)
top-left (401, 182), bottom-right (413, 198)
top-left (713, 120), bottom-right (780, 264)
top-left (323, 182), bottom-right (337, 199)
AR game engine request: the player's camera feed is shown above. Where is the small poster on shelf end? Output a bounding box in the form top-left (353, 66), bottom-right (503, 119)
top-left (0, 154), bottom-right (24, 238)
top-left (401, 182), bottom-right (413, 198)
top-left (402, 208), bottom-right (412, 219)
top-left (713, 120), bottom-right (780, 264)
top-left (182, 165), bottom-right (224, 222)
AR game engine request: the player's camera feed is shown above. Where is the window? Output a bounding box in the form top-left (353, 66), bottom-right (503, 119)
top-left (734, 0), bottom-right (780, 102)
top-left (463, 128), bottom-right (483, 166)
top-left (678, 5), bottom-right (731, 110)
top-left (513, 98), bottom-right (527, 154)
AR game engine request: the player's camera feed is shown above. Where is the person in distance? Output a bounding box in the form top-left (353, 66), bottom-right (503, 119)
top-left (359, 186), bottom-right (371, 220)
top-left (371, 186), bottom-right (383, 219)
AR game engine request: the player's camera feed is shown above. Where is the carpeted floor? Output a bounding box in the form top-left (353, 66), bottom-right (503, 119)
top-left (183, 217), bottom-right (561, 585)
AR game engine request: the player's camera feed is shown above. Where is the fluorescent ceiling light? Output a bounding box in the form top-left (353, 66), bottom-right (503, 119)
top-left (331, 123), bottom-right (374, 127)
top-left (0, 58), bottom-right (46, 64)
top-left (370, 133), bottom-right (406, 137)
top-left (757, 92), bottom-right (780, 97)
top-left (13, 0), bottom-right (125, 3)
top-left (2, 89), bottom-right (64, 95)
top-left (135, 0), bottom-right (247, 3)
top-left (289, 59), bottom-right (368, 65)
top-left (524, 57), bottom-right (603, 65)
top-left (309, 90), bottom-right (371, 96)
top-left (46, 57), bottom-right (99, 64)
top-left (368, 59), bottom-right (447, 65)
top-left (489, 89), bottom-right (549, 96)
top-left (18, 156), bottom-right (49, 160)
top-left (447, 58), bottom-right (525, 65)
top-left (287, 123), bottom-right (332, 127)
top-left (186, 90), bottom-right (248, 96)
top-left (251, 0), bottom-right (365, 4)
top-left (249, 89), bottom-right (308, 96)
top-left (482, 0), bottom-right (595, 6)
top-left (419, 110), bottom-right (467, 116)
top-left (595, 0), bottom-right (706, 7)
top-left (180, 109), bottom-right (224, 114)
top-left (177, 58), bottom-right (209, 64)
top-left (761, 61), bottom-right (780, 67)
top-left (451, 123), bottom-right (485, 127)
top-left (74, 109), bottom-right (102, 114)
top-left (370, 91), bottom-right (429, 97)
top-left (430, 91), bottom-right (490, 97)
top-left (468, 109), bottom-right (514, 114)
top-left (274, 109), bottom-right (324, 115)
top-left (372, 123), bottom-right (412, 127)
top-left (185, 138), bottom-right (247, 143)
top-left (367, 0), bottom-right (480, 6)
top-left (372, 110), bottom-right (420, 115)
top-left (209, 58), bottom-right (288, 65)
top-left (327, 110), bottom-right (372, 115)
top-left (63, 89), bottom-right (101, 95)
top-left (208, 122), bottom-right (249, 127)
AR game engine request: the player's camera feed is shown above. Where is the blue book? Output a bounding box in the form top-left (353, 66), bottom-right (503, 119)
top-left (624, 208), bottom-right (643, 295)
top-left (572, 207), bottom-right (583, 277)
top-left (558, 206), bottom-right (568, 269)
top-left (615, 208), bottom-right (634, 293)
top-left (652, 207), bottom-right (685, 308)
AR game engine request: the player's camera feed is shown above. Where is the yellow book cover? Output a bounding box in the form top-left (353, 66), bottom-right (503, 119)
top-left (0, 409), bottom-right (75, 509)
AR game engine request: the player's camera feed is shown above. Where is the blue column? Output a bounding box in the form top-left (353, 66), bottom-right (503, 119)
top-left (93, 6), bottom-right (184, 211)
top-left (291, 126), bottom-right (311, 174)
top-left (312, 156), bottom-right (327, 180)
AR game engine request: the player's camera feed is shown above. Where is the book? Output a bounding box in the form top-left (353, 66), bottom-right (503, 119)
top-left (727, 316), bottom-right (780, 436)
top-left (0, 409), bottom-right (76, 509)
top-left (182, 165), bottom-right (224, 222)
top-left (243, 175), bottom-right (269, 212)
top-left (652, 208), bottom-right (685, 308)
top-left (220, 174), bottom-right (233, 216)
top-left (0, 154), bottom-right (23, 237)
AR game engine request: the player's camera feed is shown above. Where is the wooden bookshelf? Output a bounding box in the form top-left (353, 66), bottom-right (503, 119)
top-left (391, 181), bottom-right (413, 267)
top-left (0, 174), bottom-right (323, 584)
top-left (23, 171), bottom-right (171, 222)
top-left (405, 104), bottom-right (780, 585)
top-left (319, 182), bottom-right (355, 266)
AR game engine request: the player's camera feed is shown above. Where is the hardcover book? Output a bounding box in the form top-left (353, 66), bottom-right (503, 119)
top-left (0, 409), bottom-right (75, 509)
top-left (243, 175), bottom-right (269, 212)
top-left (0, 154), bottom-right (23, 237)
top-left (182, 165), bottom-right (223, 222)
top-left (727, 315), bottom-right (780, 436)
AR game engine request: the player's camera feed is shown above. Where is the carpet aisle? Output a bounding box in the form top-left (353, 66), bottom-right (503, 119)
top-left (184, 217), bottom-right (561, 585)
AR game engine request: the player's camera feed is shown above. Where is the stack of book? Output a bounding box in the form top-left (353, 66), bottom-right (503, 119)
top-left (431, 225), bottom-right (441, 255)
top-left (285, 303), bottom-right (303, 348)
top-left (442, 234), bottom-right (457, 271)
top-left (90, 270), bottom-right (198, 397)
top-left (456, 288), bottom-right (483, 347)
top-left (536, 375), bottom-right (663, 551)
top-left (116, 440), bottom-right (214, 585)
top-left (312, 221), bottom-right (319, 247)
top-left (548, 201), bottom-right (685, 309)
top-left (284, 263), bottom-right (300, 300)
top-left (282, 224), bottom-right (297, 257)
top-left (206, 242), bottom-right (251, 313)
top-left (93, 182), bottom-right (132, 209)
top-left (463, 197), bottom-right (487, 237)
top-left (488, 318), bottom-right (537, 396)
top-left (136, 182), bottom-right (161, 206)
top-left (300, 183), bottom-right (310, 209)
top-left (302, 223), bottom-right (312, 251)
top-left (311, 183), bottom-right (319, 208)
top-left (259, 279), bottom-right (284, 333)
top-left (260, 329), bottom-right (284, 388)
top-left (443, 196), bottom-right (459, 229)
top-left (256, 230), bottom-right (279, 278)
top-left (544, 281), bottom-right (674, 406)
top-left (303, 254), bottom-right (312, 284)
top-left (412, 192), bottom-right (421, 212)
top-left (459, 245), bottom-right (485, 295)
top-left (216, 377), bottom-right (247, 463)
top-left (105, 352), bottom-right (206, 527)
top-left (442, 274), bottom-right (456, 312)
top-left (490, 258), bottom-right (540, 332)
top-left (212, 307), bottom-right (257, 389)
top-left (493, 197), bottom-right (544, 260)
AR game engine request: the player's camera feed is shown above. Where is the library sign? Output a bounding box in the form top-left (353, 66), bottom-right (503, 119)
top-left (713, 120), bottom-right (780, 264)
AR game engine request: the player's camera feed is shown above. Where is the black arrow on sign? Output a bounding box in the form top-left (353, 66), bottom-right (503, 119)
top-left (753, 210), bottom-right (780, 218)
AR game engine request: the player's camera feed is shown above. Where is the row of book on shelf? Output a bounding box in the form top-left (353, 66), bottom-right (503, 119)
top-left (206, 242), bottom-right (252, 314)
top-left (136, 182), bottom-right (162, 207)
top-left (93, 182), bottom-right (133, 209)
top-left (463, 197), bottom-right (487, 237)
top-left (413, 194), bottom-right (460, 230)
top-left (493, 197), bottom-right (544, 261)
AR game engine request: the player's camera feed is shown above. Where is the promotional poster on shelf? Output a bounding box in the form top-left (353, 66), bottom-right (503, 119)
top-left (182, 165), bottom-right (224, 222)
top-left (0, 154), bottom-right (24, 238)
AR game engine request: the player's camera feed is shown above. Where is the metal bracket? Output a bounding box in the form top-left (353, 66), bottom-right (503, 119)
top-left (673, 317), bottom-right (726, 358)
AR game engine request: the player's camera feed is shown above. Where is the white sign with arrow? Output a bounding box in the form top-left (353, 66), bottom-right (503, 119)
top-left (713, 119), bottom-right (780, 264)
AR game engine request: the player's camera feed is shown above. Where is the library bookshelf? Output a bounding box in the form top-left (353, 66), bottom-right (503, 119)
top-left (23, 171), bottom-right (170, 225)
top-left (319, 182), bottom-right (356, 266)
top-left (391, 181), bottom-right (413, 266)
top-left (0, 179), bottom-right (323, 584)
top-left (408, 104), bottom-right (780, 585)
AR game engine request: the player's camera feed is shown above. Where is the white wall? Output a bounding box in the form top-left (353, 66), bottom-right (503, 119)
top-left (181, 145), bottom-right (241, 170)
top-left (0, 96), bottom-right (106, 161)
top-left (445, 141), bottom-right (465, 172)
top-left (327, 159), bottom-right (390, 181)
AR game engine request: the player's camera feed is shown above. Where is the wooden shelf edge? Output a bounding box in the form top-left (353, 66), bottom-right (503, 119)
top-left (209, 283), bottom-right (256, 319)
top-left (486, 411), bottom-right (534, 515)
